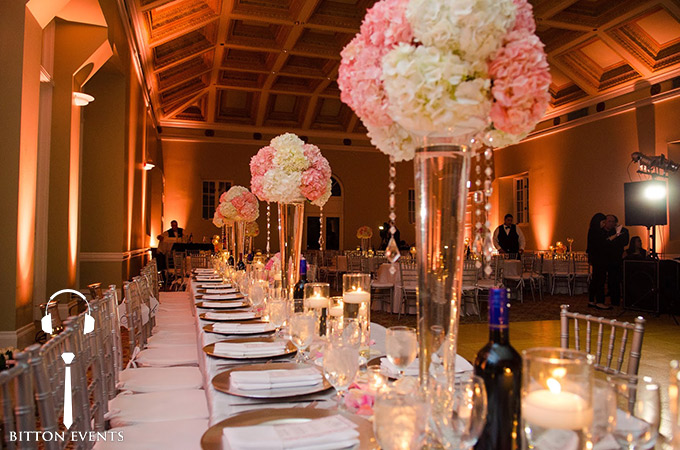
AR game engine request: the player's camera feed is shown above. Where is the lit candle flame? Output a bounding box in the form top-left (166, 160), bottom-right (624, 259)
top-left (547, 377), bottom-right (561, 394)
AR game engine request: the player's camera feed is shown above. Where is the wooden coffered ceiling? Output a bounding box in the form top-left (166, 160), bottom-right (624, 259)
top-left (120, 0), bottom-right (680, 145)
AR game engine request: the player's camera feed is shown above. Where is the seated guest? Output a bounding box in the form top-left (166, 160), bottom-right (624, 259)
top-left (623, 236), bottom-right (647, 260)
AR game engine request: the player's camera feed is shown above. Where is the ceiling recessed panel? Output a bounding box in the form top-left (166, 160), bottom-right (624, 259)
top-left (144, 0), bottom-right (220, 44)
top-left (152, 24), bottom-right (216, 69)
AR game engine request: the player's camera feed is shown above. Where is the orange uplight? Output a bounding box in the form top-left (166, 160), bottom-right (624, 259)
top-left (68, 104), bottom-right (81, 285)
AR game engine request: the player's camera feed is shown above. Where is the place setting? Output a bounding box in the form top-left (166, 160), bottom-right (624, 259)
top-left (196, 300), bottom-right (250, 310)
top-left (203, 337), bottom-right (297, 360)
top-left (203, 321), bottom-right (277, 337)
top-left (199, 310), bottom-right (262, 322)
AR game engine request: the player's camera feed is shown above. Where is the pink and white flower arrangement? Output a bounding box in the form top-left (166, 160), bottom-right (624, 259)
top-left (218, 186), bottom-right (260, 222)
top-left (357, 226), bottom-right (373, 239)
top-left (212, 210), bottom-right (226, 228)
top-left (250, 133), bottom-right (332, 207)
top-left (338, 0), bottom-right (550, 159)
top-left (245, 221), bottom-right (260, 237)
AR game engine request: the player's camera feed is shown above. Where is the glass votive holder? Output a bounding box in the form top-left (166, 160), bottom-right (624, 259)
top-left (303, 283), bottom-right (330, 337)
top-left (342, 274), bottom-right (371, 354)
top-left (671, 361), bottom-right (680, 446)
top-left (364, 365), bottom-right (388, 394)
top-left (522, 348), bottom-right (595, 449)
top-left (373, 382), bottom-right (427, 450)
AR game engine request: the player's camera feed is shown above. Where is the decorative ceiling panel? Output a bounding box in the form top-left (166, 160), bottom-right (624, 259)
top-left (123, 0), bottom-right (680, 144)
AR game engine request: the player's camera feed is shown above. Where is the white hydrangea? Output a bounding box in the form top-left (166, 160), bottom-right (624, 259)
top-left (382, 43), bottom-right (492, 134)
top-left (262, 168), bottom-right (303, 204)
top-left (271, 133), bottom-right (309, 173)
top-left (212, 212), bottom-right (224, 228)
top-left (311, 179), bottom-right (333, 207)
top-left (406, 0), bottom-right (516, 61)
top-left (365, 121), bottom-right (419, 162)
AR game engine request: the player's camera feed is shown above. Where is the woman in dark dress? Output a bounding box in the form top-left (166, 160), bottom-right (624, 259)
top-left (623, 236), bottom-right (647, 260)
top-left (586, 213), bottom-right (607, 308)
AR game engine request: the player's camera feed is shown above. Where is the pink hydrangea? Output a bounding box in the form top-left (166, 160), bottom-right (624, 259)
top-left (250, 175), bottom-right (265, 200)
top-left (489, 31), bottom-right (551, 136)
top-left (250, 146), bottom-right (275, 177)
top-left (231, 191), bottom-right (259, 222)
top-left (300, 168), bottom-right (329, 202)
top-left (219, 192), bottom-right (229, 203)
top-left (337, 0), bottom-right (412, 128)
top-left (512, 0), bottom-right (536, 34)
top-left (265, 252), bottom-right (281, 271)
top-left (303, 144), bottom-right (331, 178)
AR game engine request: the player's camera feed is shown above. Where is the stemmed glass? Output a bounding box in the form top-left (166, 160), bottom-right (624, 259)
top-left (609, 375), bottom-right (661, 449)
top-left (323, 339), bottom-right (360, 410)
top-left (429, 373), bottom-right (488, 450)
top-left (386, 326), bottom-right (417, 378)
top-left (288, 312), bottom-right (315, 364)
top-left (248, 279), bottom-right (267, 312)
top-left (267, 298), bottom-right (287, 338)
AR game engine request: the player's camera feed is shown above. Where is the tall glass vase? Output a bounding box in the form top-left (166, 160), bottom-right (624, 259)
top-left (414, 135), bottom-right (471, 392)
top-left (234, 221), bottom-right (246, 270)
top-left (278, 202), bottom-right (305, 300)
top-left (225, 222), bottom-right (235, 265)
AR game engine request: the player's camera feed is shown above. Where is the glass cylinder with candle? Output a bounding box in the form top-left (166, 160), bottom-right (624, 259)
top-left (303, 282), bottom-right (330, 337)
top-left (342, 274), bottom-right (371, 357)
top-left (522, 348), bottom-right (595, 449)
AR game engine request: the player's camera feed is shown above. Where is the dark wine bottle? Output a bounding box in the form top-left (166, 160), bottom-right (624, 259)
top-left (292, 258), bottom-right (307, 313)
top-left (474, 288), bottom-right (522, 450)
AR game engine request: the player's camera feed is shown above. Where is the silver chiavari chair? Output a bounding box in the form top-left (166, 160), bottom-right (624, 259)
top-left (560, 304), bottom-right (646, 377)
top-left (0, 351), bottom-right (36, 450)
top-left (398, 260), bottom-right (418, 319)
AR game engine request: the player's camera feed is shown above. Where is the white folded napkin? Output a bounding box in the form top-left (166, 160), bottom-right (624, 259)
top-left (213, 323), bottom-right (274, 334)
top-left (196, 277), bottom-right (222, 282)
top-left (230, 367), bottom-right (322, 391)
top-left (222, 415), bottom-right (359, 450)
top-left (202, 294), bottom-right (243, 300)
top-left (201, 301), bottom-right (244, 308)
top-left (194, 269), bottom-right (216, 273)
top-left (593, 434), bottom-right (620, 450)
top-left (205, 289), bottom-right (240, 295)
top-left (204, 311), bottom-right (256, 320)
top-left (213, 341), bottom-right (287, 357)
top-left (200, 283), bottom-right (232, 289)
top-left (380, 355), bottom-right (473, 377)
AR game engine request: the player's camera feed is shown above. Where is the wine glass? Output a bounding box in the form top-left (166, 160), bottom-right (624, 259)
top-left (373, 382), bottom-right (427, 450)
top-left (429, 373), bottom-right (488, 450)
top-left (386, 326), bottom-right (417, 378)
top-left (323, 340), bottom-right (360, 410)
top-left (267, 298), bottom-right (287, 338)
top-left (288, 312), bottom-right (315, 364)
top-left (248, 279), bottom-right (267, 311)
top-left (609, 375), bottom-right (661, 449)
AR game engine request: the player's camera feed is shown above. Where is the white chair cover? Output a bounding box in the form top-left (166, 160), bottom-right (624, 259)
top-left (107, 390), bottom-right (209, 427)
top-left (146, 333), bottom-right (198, 348)
top-left (135, 346), bottom-right (199, 367)
top-left (118, 367), bottom-right (204, 393)
top-left (93, 419), bottom-right (208, 450)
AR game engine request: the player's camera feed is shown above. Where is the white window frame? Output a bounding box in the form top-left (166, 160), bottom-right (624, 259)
top-left (202, 180), bottom-right (232, 219)
top-left (514, 175), bottom-right (529, 224)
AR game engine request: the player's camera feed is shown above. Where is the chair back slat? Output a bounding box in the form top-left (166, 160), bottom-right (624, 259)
top-left (0, 353), bottom-right (35, 450)
top-left (560, 305), bottom-right (646, 376)
top-left (606, 324), bottom-right (617, 370)
top-left (617, 328), bottom-right (630, 373)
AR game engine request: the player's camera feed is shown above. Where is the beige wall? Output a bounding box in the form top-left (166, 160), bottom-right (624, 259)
top-left (494, 98), bottom-right (680, 254)
top-left (162, 141), bottom-right (415, 253)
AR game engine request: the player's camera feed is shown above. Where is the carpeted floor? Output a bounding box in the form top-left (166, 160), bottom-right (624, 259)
top-left (371, 292), bottom-right (655, 329)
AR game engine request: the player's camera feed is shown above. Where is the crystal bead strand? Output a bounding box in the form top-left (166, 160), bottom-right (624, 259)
top-left (319, 207), bottom-right (324, 251)
top-left (266, 202), bottom-right (271, 257)
top-left (482, 147), bottom-right (495, 277)
top-left (385, 157), bottom-right (400, 274)
top-left (471, 142), bottom-right (486, 270)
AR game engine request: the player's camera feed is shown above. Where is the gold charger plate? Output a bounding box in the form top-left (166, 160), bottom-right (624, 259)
top-left (203, 337), bottom-right (296, 360)
top-left (212, 362), bottom-right (332, 399)
top-left (199, 311), bottom-right (261, 322)
top-left (203, 322), bottom-right (275, 336)
top-left (195, 294), bottom-right (245, 300)
top-left (200, 408), bottom-right (377, 450)
top-left (196, 301), bottom-right (249, 309)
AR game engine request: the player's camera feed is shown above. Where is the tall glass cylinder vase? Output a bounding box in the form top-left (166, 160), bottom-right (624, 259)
top-left (225, 222), bottom-right (235, 264)
top-left (278, 202), bottom-right (305, 300)
top-left (234, 221), bottom-right (246, 270)
top-left (414, 135), bottom-right (471, 393)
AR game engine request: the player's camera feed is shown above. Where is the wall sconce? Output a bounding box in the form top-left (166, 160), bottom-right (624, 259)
top-left (73, 92), bottom-right (94, 106)
top-left (143, 162), bottom-right (155, 171)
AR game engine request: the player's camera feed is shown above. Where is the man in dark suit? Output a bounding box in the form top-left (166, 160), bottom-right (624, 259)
top-left (493, 214), bottom-right (525, 258)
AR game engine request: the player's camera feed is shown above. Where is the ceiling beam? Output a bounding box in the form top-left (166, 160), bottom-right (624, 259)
top-left (596, 31), bottom-right (653, 78)
top-left (533, 0), bottom-right (581, 21)
top-left (548, 55), bottom-right (600, 96)
top-left (207, 0), bottom-right (234, 123)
